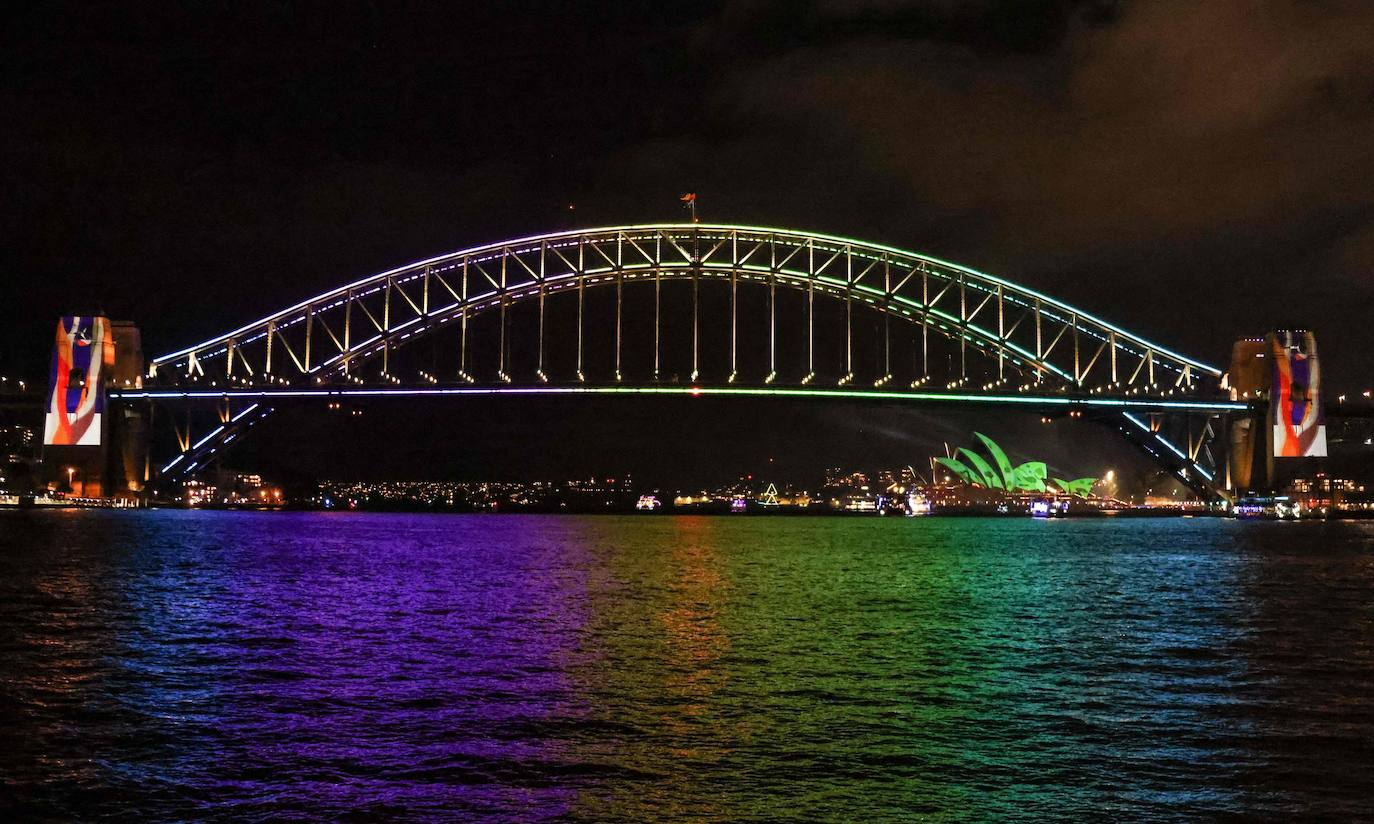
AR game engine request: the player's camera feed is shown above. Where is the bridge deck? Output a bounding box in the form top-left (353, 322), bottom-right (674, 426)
top-left (111, 384), bottom-right (1251, 414)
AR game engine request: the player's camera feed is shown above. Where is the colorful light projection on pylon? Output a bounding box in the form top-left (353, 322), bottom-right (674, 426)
top-left (44, 316), bottom-right (115, 447)
top-left (1270, 330), bottom-right (1326, 458)
top-left (934, 432), bottom-right (1097, 497)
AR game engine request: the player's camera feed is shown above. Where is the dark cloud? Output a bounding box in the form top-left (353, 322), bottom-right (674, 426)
top-left (716, 1), bottom-right (1374, 365)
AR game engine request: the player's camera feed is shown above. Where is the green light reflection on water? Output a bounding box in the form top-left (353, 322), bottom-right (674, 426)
top-left (564, 516), bottom-right (1252, 821)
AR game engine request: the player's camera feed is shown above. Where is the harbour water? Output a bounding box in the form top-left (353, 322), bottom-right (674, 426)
top-left (2, 511), bottom-right (1373, 820)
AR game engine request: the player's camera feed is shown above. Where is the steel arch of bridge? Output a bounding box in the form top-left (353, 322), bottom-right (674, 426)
top-left (131, 223), bottom-right (1238, 495)
top-left (151, 223), bottom-right (1220, 390)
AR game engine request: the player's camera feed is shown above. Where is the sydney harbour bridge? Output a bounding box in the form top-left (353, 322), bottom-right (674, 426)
top-left (99, 223), bottom-right (1267, 500)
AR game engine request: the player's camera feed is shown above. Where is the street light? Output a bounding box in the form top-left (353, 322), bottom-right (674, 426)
top-left (66, 466), bottom-right (76, 493)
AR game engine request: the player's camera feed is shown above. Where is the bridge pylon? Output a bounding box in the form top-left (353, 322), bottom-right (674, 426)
top-left (1225, 330), bottom-right (1327, 495)
top-left (39, 316), bottom-right (149, 501)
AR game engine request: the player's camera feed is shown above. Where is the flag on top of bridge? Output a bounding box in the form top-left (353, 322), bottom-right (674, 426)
top-left (680, 192), bottom-right (697, 222)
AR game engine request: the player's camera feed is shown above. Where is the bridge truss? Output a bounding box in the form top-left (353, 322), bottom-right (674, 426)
top-left (119, 224), bottom-right (1246, 497)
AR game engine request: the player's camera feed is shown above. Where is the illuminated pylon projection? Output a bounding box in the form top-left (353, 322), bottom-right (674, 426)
top-left (1270, 330), bottom-right (1326, 458)
top-left (44, 316), bottom-right (115, 446)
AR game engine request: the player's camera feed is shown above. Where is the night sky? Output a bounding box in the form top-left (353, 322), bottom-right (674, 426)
top-left (4, 1), bottom-right (1372, 486)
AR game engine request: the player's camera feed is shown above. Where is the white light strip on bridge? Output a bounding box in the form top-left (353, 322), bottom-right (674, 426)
top-left (112, 385), bottom-right (1248, 412)
top-left (1122, 411), bottom-right (1213, 481)
top-left (230, 403), bottom-right (261, 423)
top-left (190, 425), bottom-right (225, 451)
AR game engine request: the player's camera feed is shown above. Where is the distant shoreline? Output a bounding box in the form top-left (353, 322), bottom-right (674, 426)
top-left (7, 503), bottom-right (1370, 520)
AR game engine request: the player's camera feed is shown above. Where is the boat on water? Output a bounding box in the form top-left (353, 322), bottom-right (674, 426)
top-left (1233, 496), bottom-right (1303, 520)
top-left (1030, 499), bottom-right (1070, 518)
top-left (906, 493), bottom-right (932, 517)
top-left (0, 493), bottom-right (136, 509)
top-left (635, 494), bottom-right (661, 511)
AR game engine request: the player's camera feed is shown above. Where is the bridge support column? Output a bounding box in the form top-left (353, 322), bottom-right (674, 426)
top-left (498, 296), bottom-right (509, 383)
top-left (459, 309), bottom-right (470, 382)
top-left (913, 267), bottom-right (929, 387)
top-left (802, 279), bottom-right (815, 385)
top-left (615, 272), bottom-right (623, 382)
top-left (653, 270), bottom-right (660, 381)
top-left (996, 284), bottom-right (1005, 385)
top-left (691, 269), bottom-right (699, 382)
top-left (766, 274), bottom-right (776, 384)
top-left (840, 289), bottom-right (853, 386)
top-left (728, 270), bottom-right (737, 382)
top-left (577, 272), bottom-right (585, 382)
top-left (537, 281), bottom-right (547, 382)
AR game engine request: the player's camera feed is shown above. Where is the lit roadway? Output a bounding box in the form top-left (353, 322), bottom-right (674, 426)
top-left (112, 384), bottom-right (1251, 414)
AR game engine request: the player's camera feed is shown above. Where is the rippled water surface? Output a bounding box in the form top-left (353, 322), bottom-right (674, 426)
top-left (2, 511), bottom-right (1374, 821)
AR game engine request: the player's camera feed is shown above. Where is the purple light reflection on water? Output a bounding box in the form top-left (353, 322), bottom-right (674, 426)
top-left (81, 512), bottom-right (615, 818)
top-left (227, 513), bottom-right (611, 818)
